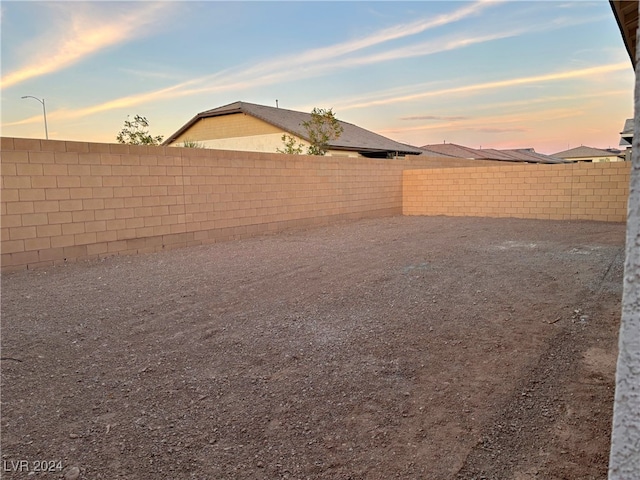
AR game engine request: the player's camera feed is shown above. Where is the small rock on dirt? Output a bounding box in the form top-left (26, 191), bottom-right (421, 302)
top-left (64, 466), bottom-right (80, 480)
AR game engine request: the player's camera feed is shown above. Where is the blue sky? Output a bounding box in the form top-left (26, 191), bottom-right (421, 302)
top-left (1, 1), bottom-right (634, 154)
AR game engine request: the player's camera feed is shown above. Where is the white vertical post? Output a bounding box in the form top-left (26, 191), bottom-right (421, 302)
top-left (609, 3), bottom-right (640, 477)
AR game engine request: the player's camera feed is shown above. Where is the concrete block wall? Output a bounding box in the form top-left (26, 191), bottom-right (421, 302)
top-left (2, 137), bottom-right (477, 272)
top-left (4, 136), bottom-right (627, 272)
top-left (403, 162), bottom-right (631, 222)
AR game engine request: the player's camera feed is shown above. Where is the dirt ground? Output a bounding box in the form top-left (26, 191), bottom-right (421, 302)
top-left (0, 216), bottom-right (625, 480)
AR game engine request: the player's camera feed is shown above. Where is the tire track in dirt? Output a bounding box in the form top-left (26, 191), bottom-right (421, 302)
top-left (455, 249), bottom-right (623, 479)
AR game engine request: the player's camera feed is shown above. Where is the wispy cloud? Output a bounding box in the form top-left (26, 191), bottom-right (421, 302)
top-left (467, 89), bottom-right (631, 112)
top-left (317, 29), bottom-right (522, 71)
top-left (4, 0), bottom-right (499, 125)
top-left (379, 107), bottom-right (585, 136)
top-left (338, 62), bottom-right (630, 110)
top-left (235, 0), bottom-right (501, 77)
top-left (1, 3), bottom-right (174, 89)
top-left (372, 88), bottom-right (629, 133)
top-left (171, 30), bottom-right (518, 102)
top-left (2, 79), bottom-right (201, 127)
top-left (401, 115), bottom-right (468, 121)
top-left (5, 0), bottom-right (616, 131)
top-left (472, 126), bottom-right (528, 133)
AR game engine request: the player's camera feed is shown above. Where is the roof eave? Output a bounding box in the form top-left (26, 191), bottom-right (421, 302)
top-left (162, 110), bottom-right (230, 146)
top-left (163, 103), bottom-right (248, 146)
top-left (339, 146), bottom-right (422, 156)
top-left (610, 1), bottom-right (638, 68)
top-left (162, 113), bottom-right (201, 146)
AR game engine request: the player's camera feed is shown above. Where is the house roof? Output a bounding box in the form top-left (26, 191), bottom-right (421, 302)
top-left (420, 143), bottom-right (567, 164)
top-left (551, 146), bottom-right (621, 159)
top-left (164, 101), bottom-right (424, 156)
top-left (420, 143), bottom-right (484, 159)
top-left (620, 118), bottom-right (633, 146)
top-left (416, 149), bottom-right (464, 159)
top-left (488, 149), bottom-right (568, 163)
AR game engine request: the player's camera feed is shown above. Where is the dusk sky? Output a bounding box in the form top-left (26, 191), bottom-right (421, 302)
top-left (1, 1), bottom-right (634, 154)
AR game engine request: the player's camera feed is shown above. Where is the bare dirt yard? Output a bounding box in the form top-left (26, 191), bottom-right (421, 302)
top-left (1, 216), bottom-right (625, 480)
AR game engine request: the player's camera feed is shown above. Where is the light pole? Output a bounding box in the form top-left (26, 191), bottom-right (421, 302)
top-left (21, 95), bottom-right (48, 140)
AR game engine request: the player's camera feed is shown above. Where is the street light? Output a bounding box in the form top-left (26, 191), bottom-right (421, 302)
top-left (21, 95), bottom-right (48, 140)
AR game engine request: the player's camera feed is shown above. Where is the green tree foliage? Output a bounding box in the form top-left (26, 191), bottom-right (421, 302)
top-left (276, 134), bottom-right (304, 155)
top-left (116, 115), bottom-right (164, 145)
top-left (302, 108), bottom-right (343, 156)
top-left (180, 139), bottom-right (205, 148)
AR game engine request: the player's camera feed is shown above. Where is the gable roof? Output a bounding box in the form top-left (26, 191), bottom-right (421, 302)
top-left (164, 101), bottom-right (423, 156)
top-left (551, 146), bottom-right (621, 159)
top-left (420, 143), bottom-right (484, 159)
top-left (487, 148), bottom-right (568, 163)
top-left (420, 143), bottom-right (567, 164)
top-left (416, 148), bottom-right (465, 159)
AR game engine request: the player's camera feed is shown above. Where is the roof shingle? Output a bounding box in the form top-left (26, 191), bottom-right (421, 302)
top-left (420, 143), bottom-right (567, 164)
top-left (165, 101), bottom-right (423, 156)
top-left (551, 146), bottom-right (621, 159)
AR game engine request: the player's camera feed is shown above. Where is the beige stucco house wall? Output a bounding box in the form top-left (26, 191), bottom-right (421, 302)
top-left (167, 114), bottom-right (359, 158)
top-left (568, 154), bottom-right (624, 163)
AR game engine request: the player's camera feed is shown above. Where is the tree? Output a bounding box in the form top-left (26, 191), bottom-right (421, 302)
top-left (180, 139), bottom-right (205, 148)
top-left (116, 115), bottom-right (164, 145)
top-left (276, 134), bottom-right (304, 155)
top-left (302, 108), bottom-right (343, 156)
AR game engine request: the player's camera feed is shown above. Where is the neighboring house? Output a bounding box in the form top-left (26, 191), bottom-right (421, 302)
top-left (420, 142), bottom-right (567, 164)
top-left (620, 118), bottom-right (633, 161)
top-left (550, 145), bottom-right (625, 163)
top-left (163, 101), bottom-right (424, 159)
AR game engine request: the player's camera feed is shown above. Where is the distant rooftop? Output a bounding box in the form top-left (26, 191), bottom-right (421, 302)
top-left (551, 146), bottom-right (623, 159)
top-left (420, 143), bottom-right (567, 164)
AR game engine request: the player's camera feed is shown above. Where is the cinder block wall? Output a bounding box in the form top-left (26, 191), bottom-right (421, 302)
top-left (403, 162), bottom-right (631, 222)
top-left (1, 137), bottom-right (482, 271)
